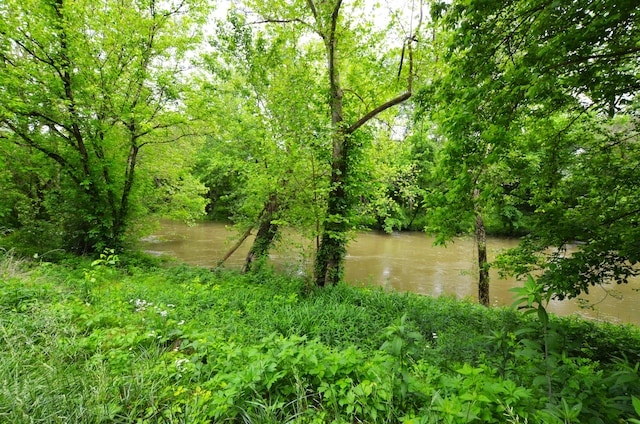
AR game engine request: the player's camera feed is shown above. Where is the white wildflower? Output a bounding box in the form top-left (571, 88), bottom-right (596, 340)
top-left (175, 358), bottom-right (189, 372)
top-left (134, 298), bottom-right (152, 312)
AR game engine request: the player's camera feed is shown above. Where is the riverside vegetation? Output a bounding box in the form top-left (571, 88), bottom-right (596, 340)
top-left (1, 249), bottom-right (640, 423)
top-left (2, 2), bottom-right (639, 422)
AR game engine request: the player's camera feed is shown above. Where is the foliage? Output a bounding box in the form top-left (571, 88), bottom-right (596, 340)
top-left (0, 0), bottom-right (209, 253)
top-left (195, 8), bottom-right (329, 236)
top-left (350, 124), bottom-right (431, 233)
top-left (1, 257), bottom-right (640, 422)
top-left (494, 113), bottom-right (640, 298)
top-left (419, 0), bottom-right (640, 299)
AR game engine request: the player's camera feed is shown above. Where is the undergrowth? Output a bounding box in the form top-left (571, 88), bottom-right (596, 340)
top-left (1, 251), bottom-right (640, 423)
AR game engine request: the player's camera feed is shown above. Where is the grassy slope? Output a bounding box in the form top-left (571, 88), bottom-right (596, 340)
top-left (1, 253), bottom-right (640, 423)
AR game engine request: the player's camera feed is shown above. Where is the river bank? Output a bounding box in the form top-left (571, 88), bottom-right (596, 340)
top-left (140, 220), bottom-right (640, 326)
top-left (1, 253), bottom-right (640, 422)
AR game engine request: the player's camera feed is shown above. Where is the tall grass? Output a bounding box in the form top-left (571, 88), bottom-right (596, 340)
top-left (0, 248), bottom-right (30, 281)
top-left (1, 256), bottom-right (639, 422)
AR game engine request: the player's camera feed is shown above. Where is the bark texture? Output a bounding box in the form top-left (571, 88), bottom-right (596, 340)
top-left (243, 194), bottom-right (280, 273)
top-left (476, 213), bottom-right (490, 306)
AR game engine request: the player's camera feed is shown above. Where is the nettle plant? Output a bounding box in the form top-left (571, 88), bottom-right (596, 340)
top-left (80, 248), bottom-right (119, 302)
top-left (509, 275), bottom-right (640, 423)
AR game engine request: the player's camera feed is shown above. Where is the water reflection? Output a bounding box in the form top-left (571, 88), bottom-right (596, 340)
top-left (140, 220), bottom-right (640, 326)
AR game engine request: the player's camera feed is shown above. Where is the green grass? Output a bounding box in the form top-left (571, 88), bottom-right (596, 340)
top-left (1, 252), bottom-right (640, 423)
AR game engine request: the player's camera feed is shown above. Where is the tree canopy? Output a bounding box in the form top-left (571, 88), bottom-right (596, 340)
top-left (420, 0), bottom-right (640, 299)
top-left (0, 0), bottom-right (209, 252)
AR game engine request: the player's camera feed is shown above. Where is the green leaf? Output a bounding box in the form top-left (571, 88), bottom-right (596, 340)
top-left (632, 396), bottom-right (640, 416)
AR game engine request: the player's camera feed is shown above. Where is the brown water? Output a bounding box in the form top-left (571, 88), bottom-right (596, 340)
top-left (140, 220), bottom-right (640, 326)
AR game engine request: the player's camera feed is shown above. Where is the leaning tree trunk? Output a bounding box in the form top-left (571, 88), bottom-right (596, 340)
top-left (243, 194), bottom-right (280, 273)
top-left (476, 212), bottom-right (490, 306)
top-left (215, 225), bottom-right (253, 269)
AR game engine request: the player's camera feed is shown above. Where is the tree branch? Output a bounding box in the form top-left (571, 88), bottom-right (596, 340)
top-left (331, 0), bottom-right (343, 30)
top-left (346, 91), bottom-right (411, 134)
top-left (305, 0), bottom-right (325, 40)
top-left (13, 31), bottom-right (60, 71)
top-left (306, 0), bottom-right (319, 21)
top-left (343, 88), bottom-right (368, 108)
top-left (4, 120), bottom-right (82, 185)
top-left (347, 36), bottom-right (415, 134)
top-left (603, 207), bottom-right (640, 228)
top-left (138, 130), bottom-right (204, 148)
top-left (135, 119), bottom-right (186, 139)
top-left (546, 47), bottom-right (640, 71)
top-left (249, 17), bottom-right (311, 27)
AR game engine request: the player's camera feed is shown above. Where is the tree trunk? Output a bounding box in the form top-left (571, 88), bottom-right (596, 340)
top-left (476, 212), bottom-right (490, 306)
top-left (243, 194), bottom-right (279, 273)
top-left (313, 0), bottom-right (347, 286)
top-left (215, 225), bottom-right (253, 269)
top-left (111, 141), bottom-right (139, 247)
top-left (314, 139), bottom-right (348, 285)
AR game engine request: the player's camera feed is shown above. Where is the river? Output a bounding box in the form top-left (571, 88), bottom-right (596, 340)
top-left (140, 220), bottom-right (640, 326)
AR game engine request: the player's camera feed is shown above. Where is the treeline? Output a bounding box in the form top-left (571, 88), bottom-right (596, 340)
top-left (1, 0), bottom-right (639, 301)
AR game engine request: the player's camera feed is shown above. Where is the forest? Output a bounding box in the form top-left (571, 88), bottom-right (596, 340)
top-left (1, 0), bottom-right (640, 422)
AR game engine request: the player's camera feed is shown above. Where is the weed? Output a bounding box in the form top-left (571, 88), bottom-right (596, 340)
top-left (1, 259), bottom-right (639, 422)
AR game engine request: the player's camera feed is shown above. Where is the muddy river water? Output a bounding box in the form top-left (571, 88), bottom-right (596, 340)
top-left (140, 220), bottom-right (640, 326)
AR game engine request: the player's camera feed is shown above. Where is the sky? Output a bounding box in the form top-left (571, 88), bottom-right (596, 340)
top-left (209, 0), bottom-right (425, 35)
top-left (203, 0), bottom-right (427, 64)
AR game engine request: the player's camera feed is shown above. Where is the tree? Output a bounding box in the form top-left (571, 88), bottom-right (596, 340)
top-left (412, 4), bottom-right (497, 306)
top-left (243, 0), bottom-right (421, 286)
top-left (0, 0), bottom-right (208, 253)
top-left (420, 119), bottom-right (496, 306)
top-left (306, 0), bottom-right (419, 286)
top-left (196, 9), bottom-right (330, 271)
top-left (201, 1), bottom-right (423, 282)
top-left (421, 0), bottom-right (640, 300)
